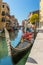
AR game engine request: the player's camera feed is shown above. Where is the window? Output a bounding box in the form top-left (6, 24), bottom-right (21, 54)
top-left (2, 18), bottom-right (5, 22)
top-left (2, 5), bottom-right (4, 8)
top-left (2, 11), bottom-right (5, 16)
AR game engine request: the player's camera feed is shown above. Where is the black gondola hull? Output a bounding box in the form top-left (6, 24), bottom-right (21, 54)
top-left (11, 43), bottom-right (32, 64)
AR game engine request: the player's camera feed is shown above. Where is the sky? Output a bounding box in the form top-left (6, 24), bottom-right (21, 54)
top-left (3, 0), bottom-right (40, 24)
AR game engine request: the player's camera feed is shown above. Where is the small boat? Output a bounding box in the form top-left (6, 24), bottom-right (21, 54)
top-left (10, 40), bottom-right (33, 64)
top-left (4, 28), bottom-right (33, 65)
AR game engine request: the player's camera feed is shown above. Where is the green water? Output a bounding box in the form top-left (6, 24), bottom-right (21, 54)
top-left (17, 52), bottom-right (30, 65)
top-left (0, 37), bottom-right (8, 59)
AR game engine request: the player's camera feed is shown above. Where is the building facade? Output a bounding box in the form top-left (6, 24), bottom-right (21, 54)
top-left (28, 10), bottom-right (39, 27)
top-left (40, 0), bottom-right (43, 27)
top-left (10, 15), bottom-right (19, 29)
top-left (28, 10), bottom-right (39, 21)
top-left (0, 0), bottom-right (10, 30)
top-left (0, 0), bottom-right (19, 31)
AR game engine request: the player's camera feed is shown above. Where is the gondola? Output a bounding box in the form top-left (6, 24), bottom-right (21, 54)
top-left (4, 28), bottom-right (33, 65)
top-left (10, 40), bottom-right (33, 64)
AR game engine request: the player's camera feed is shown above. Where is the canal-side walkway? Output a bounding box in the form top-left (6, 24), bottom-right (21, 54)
top-left (25, 28), bottom-right (43, 65)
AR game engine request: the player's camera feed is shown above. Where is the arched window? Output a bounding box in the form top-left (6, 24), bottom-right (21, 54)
top-left (2, 11), bottom-right (5, 16)
top-left (2, 18), bottom-right (5, 22)
top-left (2, 5), bottom-right (4, 8)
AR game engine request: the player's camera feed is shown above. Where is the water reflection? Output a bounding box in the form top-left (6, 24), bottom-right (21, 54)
top-left (9, 30), bottom-right (18, 40)
top-left (0, 37), bottom-right (8, 59)
top-left (10, 30), bottom-right (23, 48)
top-left (0, 37), bottom-right (13, 65)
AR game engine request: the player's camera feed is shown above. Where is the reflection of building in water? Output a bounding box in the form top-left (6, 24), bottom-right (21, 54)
top-left (9, 30), bottom-right (18, 40)
top-left (9, 32), bottom-right (15, 40)
top-left (40, 0), bottom-right (43, 27)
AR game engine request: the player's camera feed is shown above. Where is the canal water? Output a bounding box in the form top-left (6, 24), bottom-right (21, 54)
top-left (0, 32), bottom-right (13, 65)
top-left (0, 30), bottom-right (30, 65)
top-left (11, 30), bottom-right (23, 48)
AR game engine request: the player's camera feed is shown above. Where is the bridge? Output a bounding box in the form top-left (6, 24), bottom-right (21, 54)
top-left (25, 27), bottom-right (43, 65)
